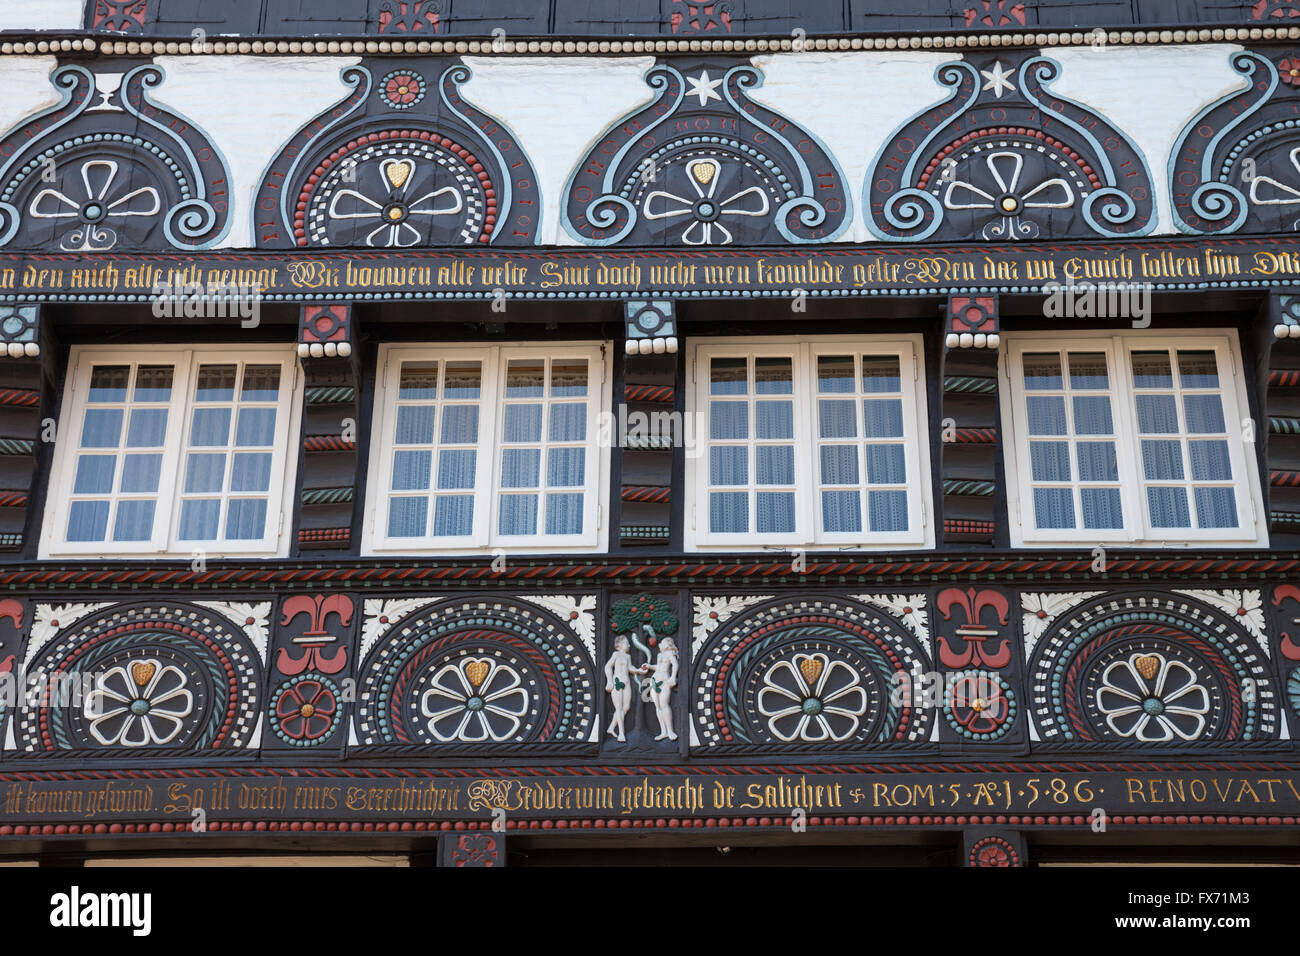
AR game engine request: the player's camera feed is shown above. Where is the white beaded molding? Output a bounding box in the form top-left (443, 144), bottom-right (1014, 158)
top-left (625, 336), bottom-right (678, 356)
top-left (297, 342), bottom-right (353, 359)
top-left (4, 342), bottom-right (38, 358)
top-left (945, 332), bottom-right (1000, 350)
top-left (4, 25), bottom-right (1299, 56)
top-left (1274, 324), bottom-right (1300, 340)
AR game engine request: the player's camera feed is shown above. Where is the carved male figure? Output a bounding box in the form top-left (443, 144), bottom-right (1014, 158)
top-left (604, 634), bottom-right (635, 742)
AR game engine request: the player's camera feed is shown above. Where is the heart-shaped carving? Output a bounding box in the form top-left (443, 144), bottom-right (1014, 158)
top-left (797, 655), bottom-right (824, 688)
top-left (464, 659), bottom-right (491, 689)
top-left (131, 661), bottom-right (156, 688)
top-left (1134, 655), bottom-right (1160, 681)
top-left (381, 158), bottom-right (415, 190)
top-left (689, 159), bottom-right (717, 186)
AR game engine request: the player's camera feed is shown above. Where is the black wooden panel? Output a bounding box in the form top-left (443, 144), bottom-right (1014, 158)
top-left (849, 0), bottom-right (959, 33)
top-left (620, 448), bottom-right (671, 486)
top-left (942, 347), bottom-right (999, 546)
top-left (1135, 0), bottom-right (1258, 23)
top-left (265, 0), bottom-right (371, 33)
top-left (944, 444), bottom-right (995, 480)
top-left (94, 0), bottom-right (1286, 36)
top-left (150, 0), bottom-right (263, 33)
top-left (443, 0), bottom-right (549, 34)
top-left (698, 0), bottom-right (844, 36)
top-left (555, 0), bottom-right (661, 35)
top-left (1026, 0), bottom-right (1134, 27)
top-left (0, 458), bottom-right (32, 492)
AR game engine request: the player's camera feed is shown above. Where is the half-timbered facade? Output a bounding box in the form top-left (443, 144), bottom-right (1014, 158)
top-left (0, 0), bottom-right (1299, 866)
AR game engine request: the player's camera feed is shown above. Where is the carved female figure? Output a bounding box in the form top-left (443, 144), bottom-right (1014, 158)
top-left (641, 637), bottom-right (679, 741)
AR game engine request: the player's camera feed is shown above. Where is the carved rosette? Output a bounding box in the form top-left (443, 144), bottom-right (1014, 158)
top-left (692, 595), bottom-right (932, 750)
top-left (253, 60), bottom-right (540, 248)
top-left (564, 58), bottom-right (850, 246)
top-left (0, 64), bottom-right (231, 251)
top-left (353, 597), bottom-right (595, 749)
top-left (1024, 592), bottom-right (1277, 745)
top-left (865, 52), bottom-right (1154, 242)
top-left (1170, 49), bottom-right (1300, 235)
top-left (13, 602), bottom-right (262, 755)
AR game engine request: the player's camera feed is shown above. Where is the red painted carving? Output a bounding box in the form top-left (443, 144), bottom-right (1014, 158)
top-left (451, 834), bottom-right (501, 866)
top-left (969, 834), bottom-right (1021, 866)
top-left (0, 599), bottom-right (21, 673)
top-left (274, 679), bottom-right (339, 741)
top-left (936, 587), bottom-right (1012, 668)
top-left (948, 295), bottom-right (998, 335)
top-left (376, 0), bottom-right (440, 33)
top-left (300, 304), bottom-right (349, 344)
top-left (93, 0), bottom-right (147, 31)
top-left (277, 595), bottom-right (353, 675)
top-left (1273, 585), bottom-right (1300, 659)
top-left (669, 1), bottom-right (732, 33)
top-left (963, 1), bottom-right (1026, 27)
top-left (1254, 0), bottom-right (1300, 19)
top-left (0, 600), bottom-right (22, 630)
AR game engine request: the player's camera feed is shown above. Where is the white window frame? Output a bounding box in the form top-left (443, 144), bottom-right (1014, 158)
top-left (363, 341), bottom-right (611, 556)
top-left (685, 334), bottom-right (934, 552)
top-left (41, 344), bottom-right (303, 559)
top-left (1001, 328), bottom-right (1268, 548)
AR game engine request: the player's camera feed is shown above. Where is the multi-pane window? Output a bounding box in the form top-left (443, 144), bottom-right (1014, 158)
top-left (497, 357), bottom-right (590, 538)
top-left (367, 344), bottom-right (607, 553)
top-left (67, 363), bottom-right (174, 545)
top-left (1132, 348), bottom-right (1238, 531)
top-left (705, 354), bottom-right (798, 537)
top-left (689, 337), bottom-right (932, 549)
top-left (1018, 350), bottom-right (1125, 534)
top-left (1003, 333), bottom-right (1266, 546)
top-left (386, 357), bottom-right (484, 541)
top-left (178, 363), bottom-right (285, 543)
top-left (43, 348), bottom-right (299, 557)
top-left (814, 352), bottom-right (911, 537)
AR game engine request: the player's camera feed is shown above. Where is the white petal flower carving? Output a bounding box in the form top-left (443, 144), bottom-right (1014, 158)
top-left (327, 158), bottom-right (464, 248)
top-left (643, 158), bottom-right (770, 245)
top-left (29, 159), bottom-right (162, 251)
top-left (85, 659), bottom-right (194, 747)
top-left (942, 150), bottom-right (1073, 241)
top-left (420, 658), bottom-right (530, 742)
top-left (1249, 146), bottom-right (1300, 226)
top-left (756, 653), bottom-right (868, 742)
top-left (1095, 653), bottom-right (1209, 742)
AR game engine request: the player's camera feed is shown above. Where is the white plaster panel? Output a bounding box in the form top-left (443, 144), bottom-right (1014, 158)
top-left (1047, 45), bottom-right (1247, 235)
top-left (149, 55), bottom-right (361, 248)
top-left (0, 57), bottom-right (60, 142)
top-left (0, 46), bottom-right (1276, 248)
top-left (460, 55), bottom-right (657, 245)
top-left (749, 50), bottom-right (953, 242)
top-left (0, 0), bottom-right (83, 31)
